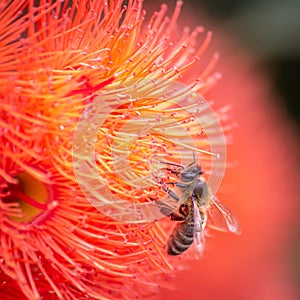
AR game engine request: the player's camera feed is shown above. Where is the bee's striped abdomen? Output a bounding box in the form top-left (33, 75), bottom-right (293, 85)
top-left (167, 215), bottom-right (194, 255)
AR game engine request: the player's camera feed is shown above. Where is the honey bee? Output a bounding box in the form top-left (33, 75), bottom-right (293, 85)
top-left (157, 158), bottom-right (241, 259)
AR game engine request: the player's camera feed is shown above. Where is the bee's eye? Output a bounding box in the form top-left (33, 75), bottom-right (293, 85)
top-left (181, 171), bottom-right (197, 182)
top-left (177, 164), bottom-right (202, 182)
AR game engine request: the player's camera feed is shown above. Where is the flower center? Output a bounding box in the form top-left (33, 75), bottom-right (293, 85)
top-left (2, 172), bottom-right (51, 223)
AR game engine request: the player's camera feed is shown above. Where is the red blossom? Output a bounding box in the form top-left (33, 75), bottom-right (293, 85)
top-left (0, 1), bottom-right (229, 299)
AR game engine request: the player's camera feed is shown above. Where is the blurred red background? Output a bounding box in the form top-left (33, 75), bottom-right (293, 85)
top-left (154, 2), bottom-right (300, 299)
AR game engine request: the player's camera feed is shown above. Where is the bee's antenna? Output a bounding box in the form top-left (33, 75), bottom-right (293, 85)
top-left (186, 151), bottom-right (198, 168)
top-left (158, 161), bottom-right (184, 169)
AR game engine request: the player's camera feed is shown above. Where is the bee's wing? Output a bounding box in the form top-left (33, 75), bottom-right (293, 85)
top-left (206, 196), bottom-right (241, 235)
top-left (155, 199), bottom-right (177, 217)
top-left (192, 197), bottom-right (206, 259)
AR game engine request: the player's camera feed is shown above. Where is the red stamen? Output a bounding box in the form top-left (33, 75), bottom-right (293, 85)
top-left (66, 76), bottom-right (114, 97)
top-left (11, 190), bottom-right (47, 210)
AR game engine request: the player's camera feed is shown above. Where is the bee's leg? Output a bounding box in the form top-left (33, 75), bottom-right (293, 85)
top-left (174, 182), bottom-right (188, 188)
top-left (161, 182), bottom-right (179, 201)
top-left (164, 181), bottom-right (188, 189)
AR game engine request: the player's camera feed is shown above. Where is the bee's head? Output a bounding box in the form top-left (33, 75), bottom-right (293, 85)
top-left (180, 164), bottom-right (203, 182)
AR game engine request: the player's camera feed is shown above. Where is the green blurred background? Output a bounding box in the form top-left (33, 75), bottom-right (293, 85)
top-left (184, 0), bottom-right (300, 129)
